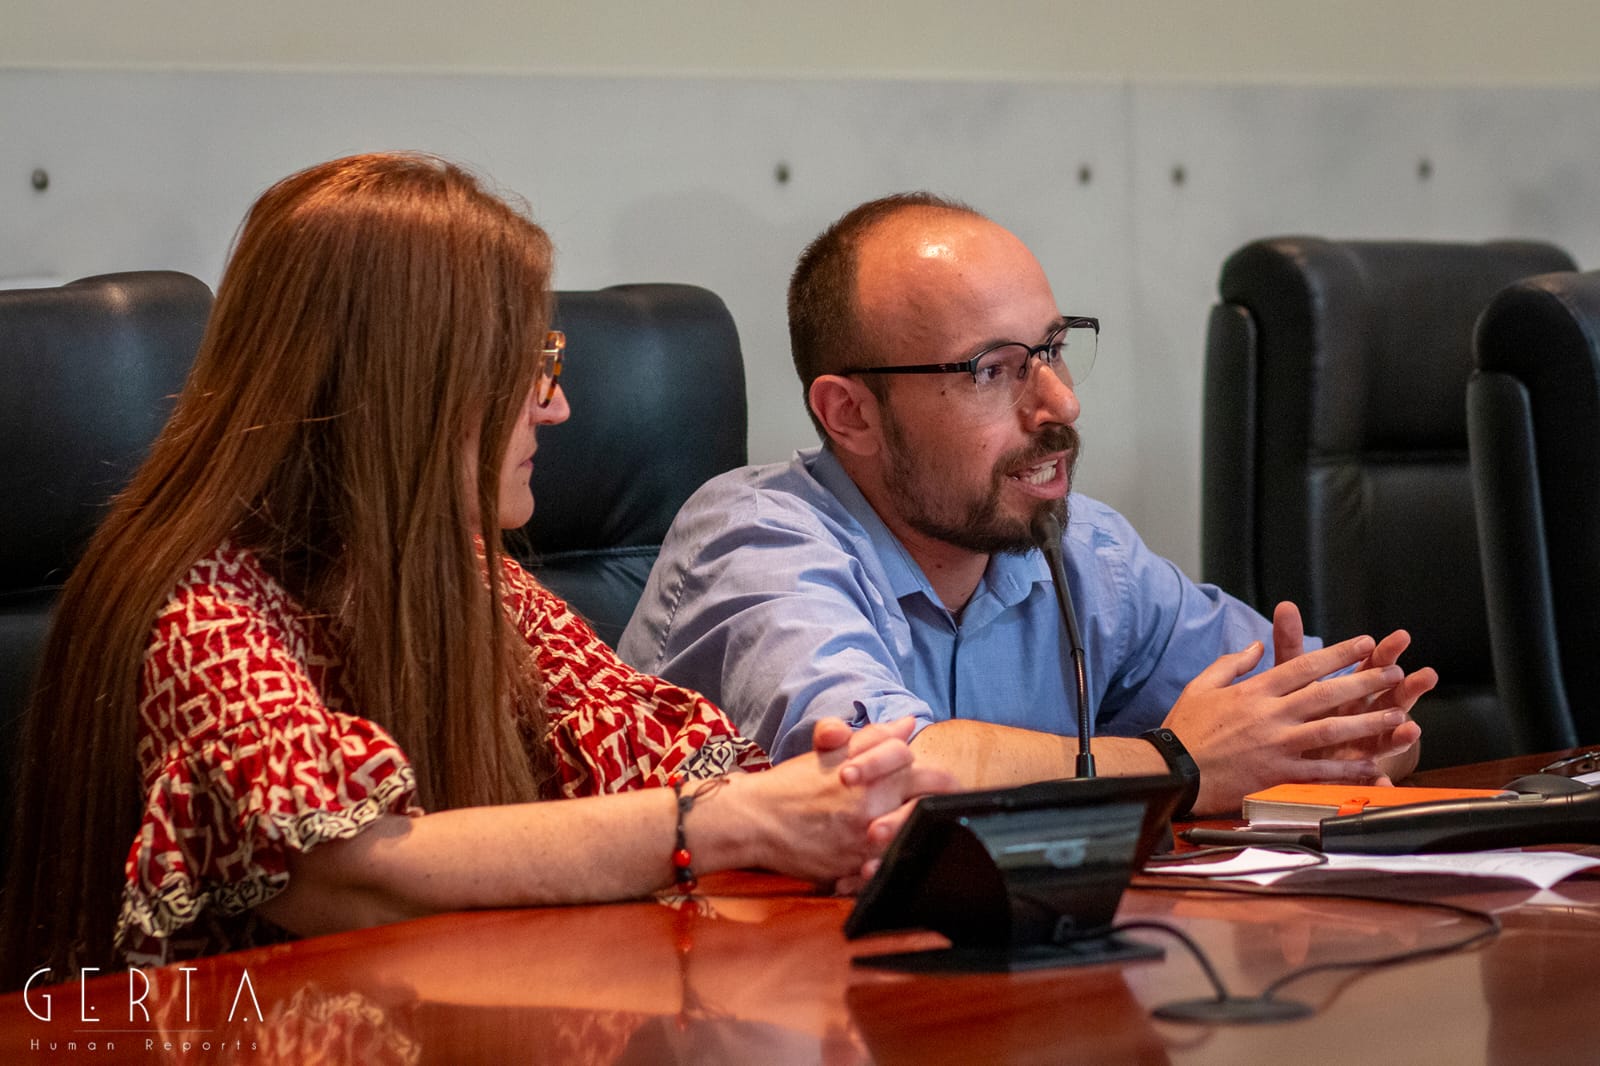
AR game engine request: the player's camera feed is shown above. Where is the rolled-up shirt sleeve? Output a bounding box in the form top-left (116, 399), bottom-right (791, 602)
top-left (621, 465), bottom-right (939, 763)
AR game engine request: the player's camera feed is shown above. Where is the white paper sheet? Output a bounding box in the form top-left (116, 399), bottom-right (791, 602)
top-left (1147, 847), bottom-right (1600, 889)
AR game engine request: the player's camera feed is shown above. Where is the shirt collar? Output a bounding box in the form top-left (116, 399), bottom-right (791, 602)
top-left (988, 543), bottom-right (1054, 608)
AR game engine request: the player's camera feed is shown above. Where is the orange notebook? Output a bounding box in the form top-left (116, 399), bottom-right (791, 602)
top-left (1242, 783), bottom-right (1514, 827)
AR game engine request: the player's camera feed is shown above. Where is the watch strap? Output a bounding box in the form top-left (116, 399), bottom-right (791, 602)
top-left (1140, 727), bottom-right (1201, 819)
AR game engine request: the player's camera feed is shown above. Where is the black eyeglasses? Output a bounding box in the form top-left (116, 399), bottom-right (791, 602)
top-left (535, 330), bottom-right (565, 407)
top-left (838, 316), bottom-right (1098, 410)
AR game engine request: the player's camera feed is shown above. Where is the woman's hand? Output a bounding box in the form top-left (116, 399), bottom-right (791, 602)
top-left (727, 717), bottom-right (957, 884)
top-left (830, 797), bottom-right (924, 895)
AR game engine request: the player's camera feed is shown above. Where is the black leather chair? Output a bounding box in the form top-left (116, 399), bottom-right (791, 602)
top-left (1202, 237), bottom-right (1576, 769)
top-left (512, 284), bottom-right (747, 647)
top-left (1469, 270), bottom-right (1600, 751)
top-left (0, 272), bottom-right (212, 861)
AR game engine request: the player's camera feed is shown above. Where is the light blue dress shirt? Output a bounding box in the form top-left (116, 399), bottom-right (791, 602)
top-left (620, 446), bottom-right (1285, 762)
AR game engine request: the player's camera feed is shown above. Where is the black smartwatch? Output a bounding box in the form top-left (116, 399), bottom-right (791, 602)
top-left (1140, 727), bottom-right (1201, 819)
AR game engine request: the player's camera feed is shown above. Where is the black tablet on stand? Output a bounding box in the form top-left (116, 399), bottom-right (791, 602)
top-left (844, 774), bottom-right (1183, 973)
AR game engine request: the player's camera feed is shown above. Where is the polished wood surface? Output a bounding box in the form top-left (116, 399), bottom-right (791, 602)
top-left (6, 751), bottom-right (1599, 1064)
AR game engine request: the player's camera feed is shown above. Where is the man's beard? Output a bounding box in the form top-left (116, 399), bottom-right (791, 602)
top-left (881, 416), bottom-right (1079, 555)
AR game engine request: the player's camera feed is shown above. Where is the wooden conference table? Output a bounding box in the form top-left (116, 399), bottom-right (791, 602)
top-left (5, 751), bottom-right (1598, 1064)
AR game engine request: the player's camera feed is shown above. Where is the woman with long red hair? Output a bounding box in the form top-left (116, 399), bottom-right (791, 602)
top-left (2, 152), bottom-right (948, 986)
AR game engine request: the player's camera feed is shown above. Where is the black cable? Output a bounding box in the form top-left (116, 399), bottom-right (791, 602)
top-left (1105, 919), bottom-right (1234, 1000)
top-left (1144, 842), bottom-right (1329, 877)
top-left (1256, 892), bottom-right (1501, 1002)
top-left (1123, 858), bottom-right (1503, 1019)
top-left (1010, 842), bottom-right (1505, 1022)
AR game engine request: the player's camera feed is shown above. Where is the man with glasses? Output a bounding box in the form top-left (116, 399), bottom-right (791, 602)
top-left (620, 193), bottom-right (1432, 815)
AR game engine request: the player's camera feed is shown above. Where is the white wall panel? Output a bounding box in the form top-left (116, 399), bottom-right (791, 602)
top-left (4, 69), bottom-right (1597, 577)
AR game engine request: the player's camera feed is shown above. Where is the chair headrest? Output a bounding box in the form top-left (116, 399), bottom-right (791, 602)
top-left (0, 271), bottom-right (212, 595)
top-left (1220, 237), bottom-right (1576, 452)
top-left (522, 283), bottom-right (747, 557)
top-left (1476, 268), bottom-right (1600, 381)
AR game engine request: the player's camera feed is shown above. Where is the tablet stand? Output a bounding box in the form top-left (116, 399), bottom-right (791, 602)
top-left (846, 782), bottom-right (1177, 974)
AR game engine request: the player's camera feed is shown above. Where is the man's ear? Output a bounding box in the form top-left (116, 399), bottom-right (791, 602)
top-left (809, 374), bottom-right (883, 457)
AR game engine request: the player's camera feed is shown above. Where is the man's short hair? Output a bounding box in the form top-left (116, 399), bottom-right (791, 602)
top-left (787, 192), bottom-right (984, 440)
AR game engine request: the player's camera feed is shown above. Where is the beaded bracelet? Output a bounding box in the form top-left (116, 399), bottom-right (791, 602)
top-left (668, 773), bottom-right (728, 893)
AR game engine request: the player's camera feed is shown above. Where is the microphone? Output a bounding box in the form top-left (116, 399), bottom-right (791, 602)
top-left (1030, 508), bottom-right (1094, 778)
top-left (1318, 788), bottom-right (1600, 854)
top-left (1183, 789), bottom-right (1600, 853)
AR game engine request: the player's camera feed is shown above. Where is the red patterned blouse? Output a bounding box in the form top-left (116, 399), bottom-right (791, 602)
top-left (117, 543), bottom-right (768, 966)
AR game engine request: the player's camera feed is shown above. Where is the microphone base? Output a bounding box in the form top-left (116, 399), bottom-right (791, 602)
top-left (1153, 996), bottom-right (1314, 1025)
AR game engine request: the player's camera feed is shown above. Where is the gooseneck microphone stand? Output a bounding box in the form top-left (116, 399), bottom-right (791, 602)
top-left (1030, 509), bottom-right (1094, 778)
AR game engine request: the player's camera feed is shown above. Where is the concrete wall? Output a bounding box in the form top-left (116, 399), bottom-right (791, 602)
top-left (5, 4), bottom-right (1598, 574)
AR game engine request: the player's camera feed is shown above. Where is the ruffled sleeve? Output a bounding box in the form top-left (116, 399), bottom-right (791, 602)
top-left (499, 559), bottom-right (769, 799)
top-left (118, 550), bottom-right (420, 964)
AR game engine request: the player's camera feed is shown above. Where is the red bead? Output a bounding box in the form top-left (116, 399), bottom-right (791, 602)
top-left (672, 848), bottom-right (692, 869)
